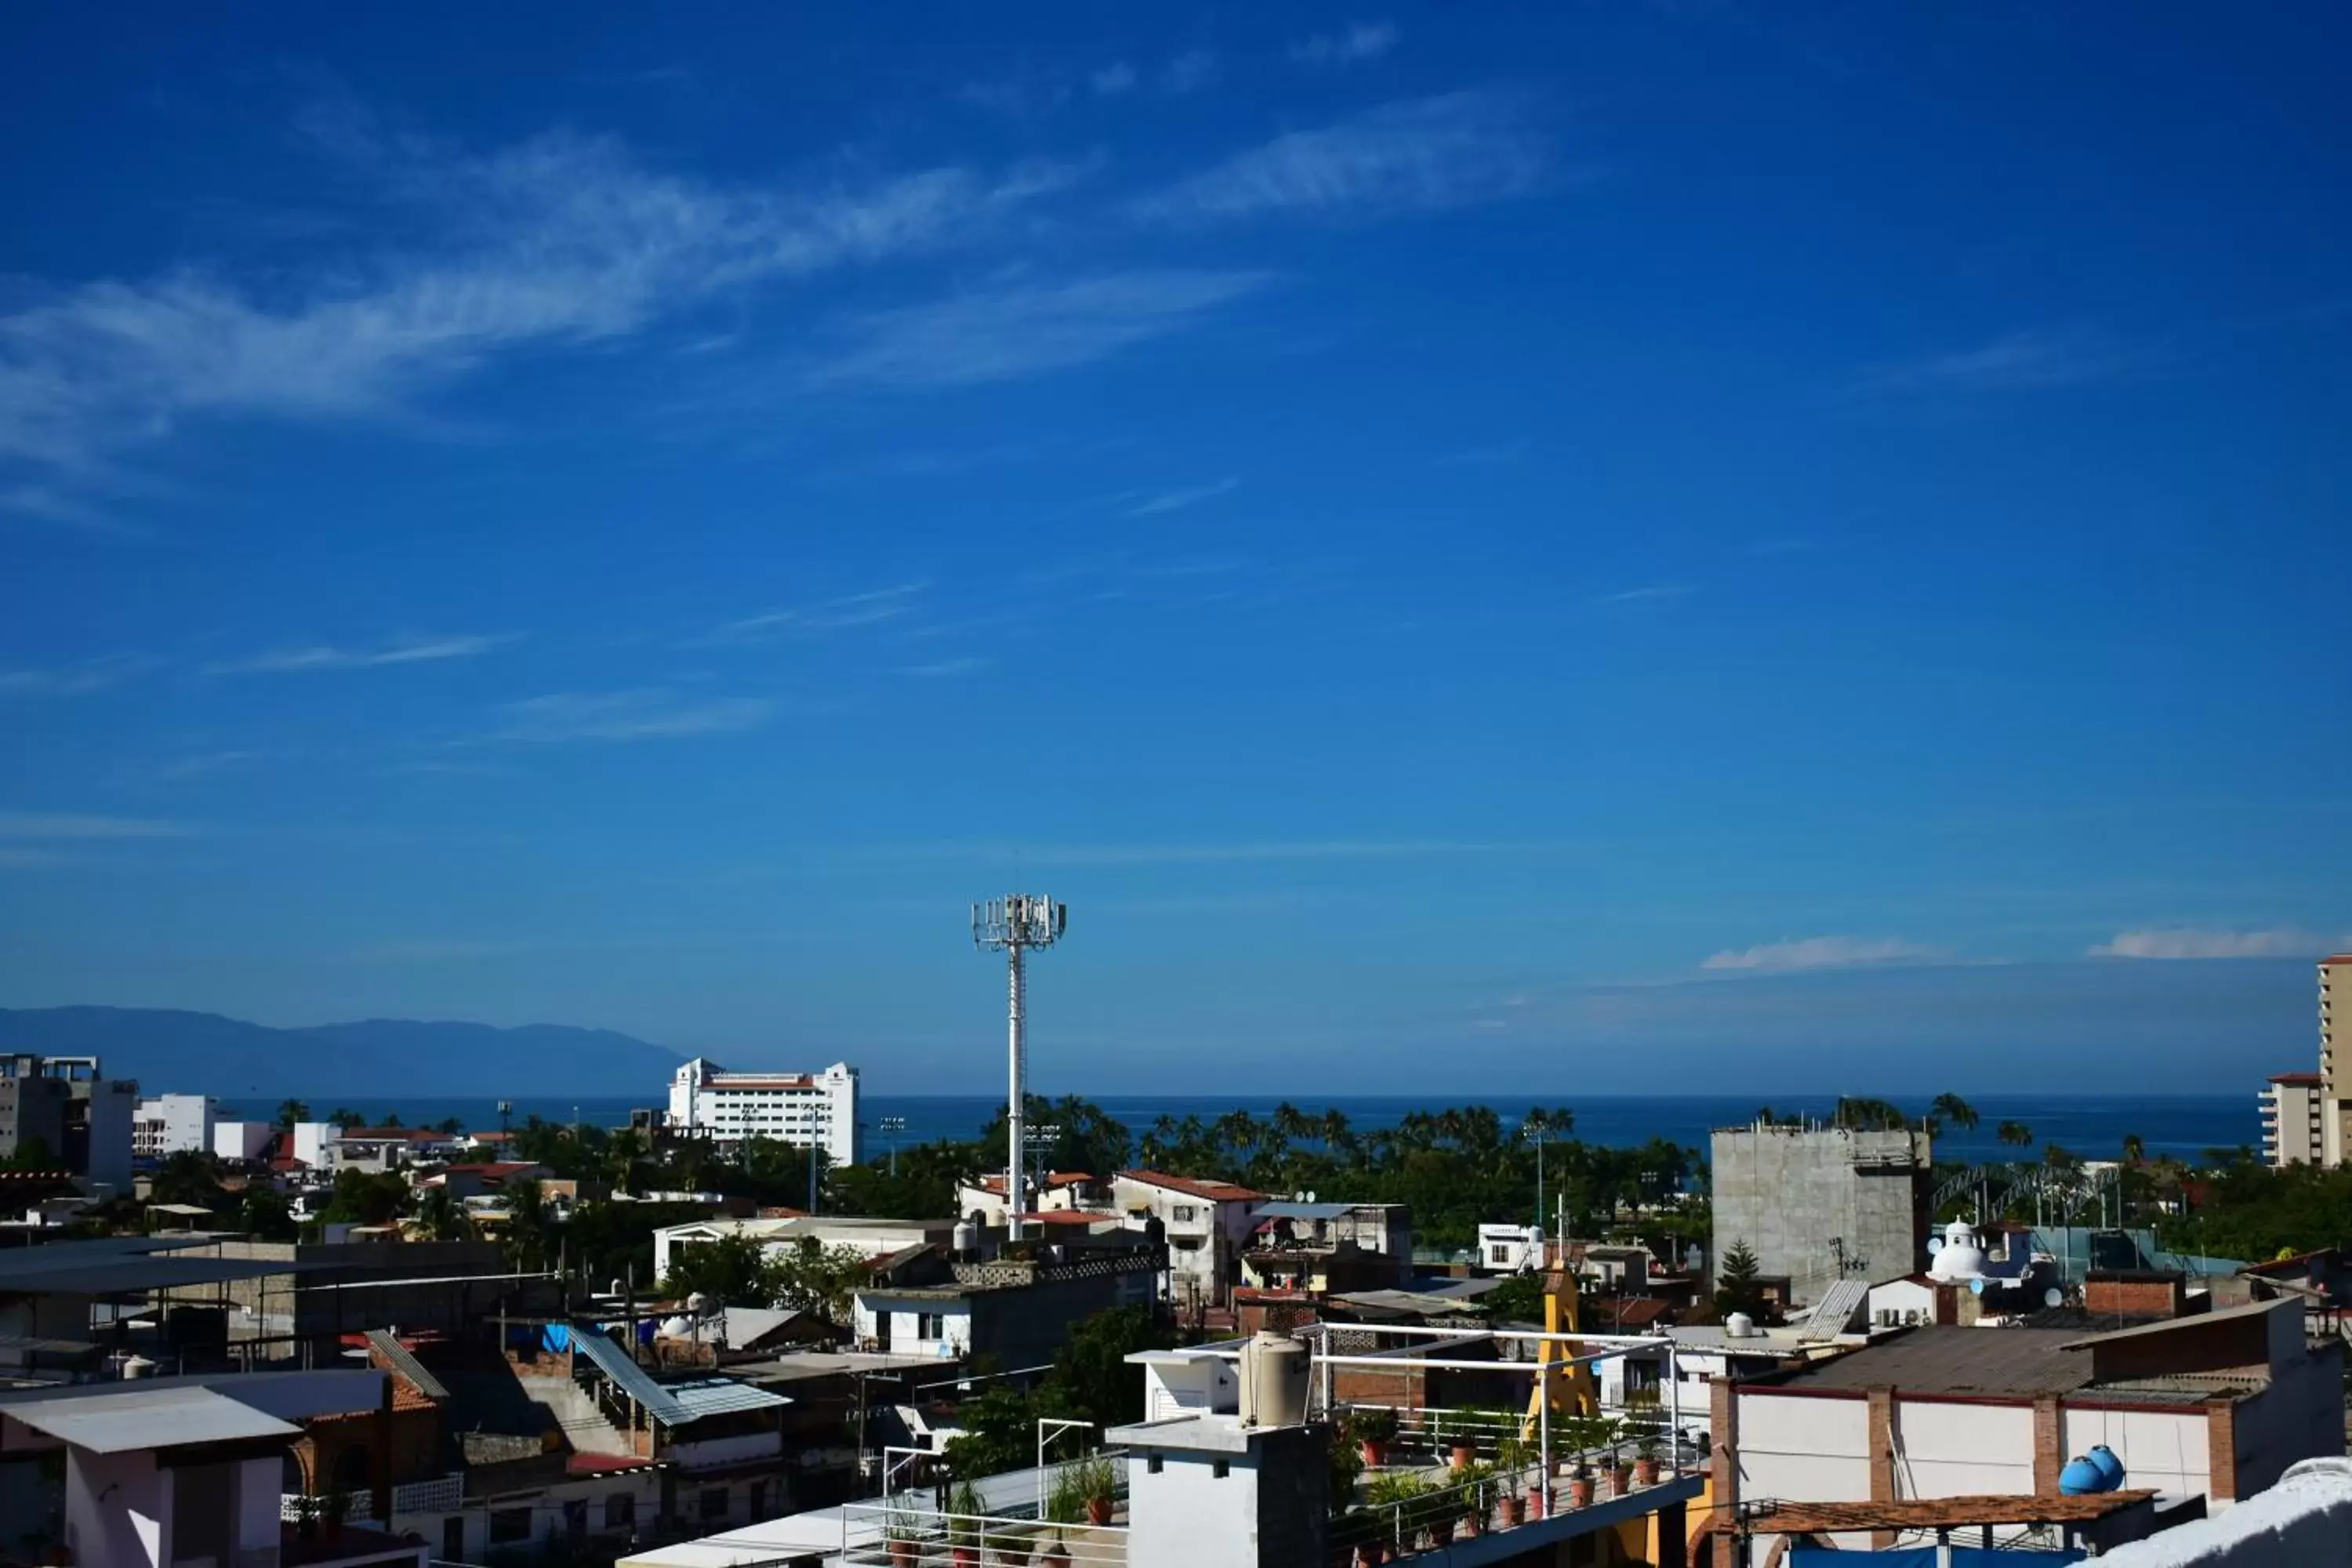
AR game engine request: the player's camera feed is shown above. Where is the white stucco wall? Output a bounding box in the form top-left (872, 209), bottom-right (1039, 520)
top-left (2063, 1406), bottom-right (2212, 1503)
top-left (853, 1297), bottom-right (971, 1357)
top-left (1737, 1392), bottom-right (1871, 1502)
top-left (1128, 1448), bottom-right (1257, 1568)
top-left (237, 1455), bottom-right (281, 1555)
top-left (1893, 1400), bottom-right (2036, 1497)
top-left (669, 1432), bottom-right (783, 1471)
top-left (67, 1447), bottom-right (168, 1567)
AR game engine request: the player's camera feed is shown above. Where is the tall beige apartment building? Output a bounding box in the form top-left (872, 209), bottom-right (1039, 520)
top-left (2317, 956), bottom-right (2352, 1168)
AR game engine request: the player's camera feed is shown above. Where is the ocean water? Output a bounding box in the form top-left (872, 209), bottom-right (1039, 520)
top-left (218, 1091), bottom-right (2259, 1166)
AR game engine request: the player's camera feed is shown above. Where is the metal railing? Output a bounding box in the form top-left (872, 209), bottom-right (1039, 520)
top-left (840, 1502), bottom-right (1128, 1566)
top-left (1330, 1401), bottom-right (1699, 1566)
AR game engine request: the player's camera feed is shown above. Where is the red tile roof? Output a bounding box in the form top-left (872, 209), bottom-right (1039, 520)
top-left (1117, 1169), bottom-right (1269, 1203)
top-left (969, 1171), bottom-right (1095, 1194)
top-left (567, 1452), bottom-right (659, 1475)
top-left (2270, 1071), bottom-right (2323, 1083)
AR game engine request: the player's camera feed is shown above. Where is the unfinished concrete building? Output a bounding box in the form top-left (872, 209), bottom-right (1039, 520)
top-left (1711, 1120), bottom-right (1932, 1308)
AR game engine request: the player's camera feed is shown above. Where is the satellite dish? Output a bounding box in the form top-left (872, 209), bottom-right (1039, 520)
top-left (1926, 1237), bottom-right (1944, 1255)
top-left (2045, 1287), bottom-right (2064, 1308)
top-left (1969, 1278), bottom-right (1985, 1296)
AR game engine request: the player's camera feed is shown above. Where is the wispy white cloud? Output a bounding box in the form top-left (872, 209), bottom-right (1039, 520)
top-left (900, 656), bottom-right (989, 678)
top-left (1702, 935), bottom-right (1947, 972)
top-left (1131, 92), bottom-right (1548, 227)
top-left (1160, 50), bottom-right (1219, 94)
top-left (1593, 583), bottom-right (1697, 604)
top-left (1291, 20), bottom-right (1400, 67)
top-left (1854, 328), bottom-right (2146, 396)
top-left (0, 811), bottom-right (191, 840)
top-left (202, 632), bottom-right (514, 675)
top-left (1125, 477), bottom-right (1240, 517)
top-left (0, 653), bottom-right (156, 699)
top-left (1089, 61), bottom-right (1138, 97)
top-left (0, 116), bottom-right (1087, 492)
top-left (494, 688), bottom-right (773, 742)
top-left (698, 583), bottom-right (929, 646)
top-left (2089, 927), bottom-right (2343, 960)
top-left (808, 270), bottom-right (1276, 390)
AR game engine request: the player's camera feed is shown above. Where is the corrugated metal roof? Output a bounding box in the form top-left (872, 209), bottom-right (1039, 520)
top-left (0, 1385), bottom-right (298, 1453)
top-left (362, 1329), bottom-right (449, 1401)
top-left (1799, 1277), bottom-right (1871, 1341)
top-left (666, 1377), bottom-right (789, 1417)
top-left (572, 1327), bottom-right (693, 1425)
top-left (1252, 1201), bottom-right (1357, 1221)
top-left (1767, 1327), bottom-right (2095, 1397)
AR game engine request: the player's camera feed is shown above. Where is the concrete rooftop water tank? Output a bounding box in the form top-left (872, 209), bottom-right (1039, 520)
top-left (1238, 1330), bottom-right (1310, 1428)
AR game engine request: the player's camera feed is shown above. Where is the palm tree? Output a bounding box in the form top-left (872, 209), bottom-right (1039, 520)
top-left (1930, 1094), bottom-right (1980, 1132)
top-left (1997, 1121), bottom-right (2034, 1149)
top-left (327, 1108), bottom-right (367, 1131)
top-left (2121, 1133), bottom-right (2146, 1166)
top-left (410, 1183), bottom-right (468, 1242)
top-left (275, 1098), bottom-right (311, 1131)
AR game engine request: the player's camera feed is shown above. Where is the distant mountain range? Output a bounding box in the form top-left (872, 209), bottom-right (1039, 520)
top-left (0, 1007), bottom-right (687, 1097)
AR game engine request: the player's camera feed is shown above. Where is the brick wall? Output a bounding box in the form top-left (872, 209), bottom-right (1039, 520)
top-left (2085, 1273), bottom-right (2187, 1319)
top-left (1867, 1388), bottom-right (1896, 1548)
top-left (1710, 1377), bottom-right (1739, 1568)
top-left (2205, 1397), bottom-right (2237, 1502)
top-left (2033, 1396), bottom-right (2062, 1496)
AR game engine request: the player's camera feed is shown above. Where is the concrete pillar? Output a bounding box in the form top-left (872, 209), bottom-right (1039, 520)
top-left (2033, 1396), bottom-right (2063, 1497)
top-left (1868, 1388), bottom-right (1896, 1548)
top-left (1657, 1498), bottom-right (1689, 1568)
top-left (1711, 1377), bottom-right (1740, 1568)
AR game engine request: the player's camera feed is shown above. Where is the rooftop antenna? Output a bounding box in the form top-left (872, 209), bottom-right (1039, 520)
top-left (973, 894), bottom-right (1067, 1242)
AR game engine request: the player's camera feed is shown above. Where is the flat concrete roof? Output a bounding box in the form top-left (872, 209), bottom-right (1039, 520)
top-left (1106, 1412), bottom-right (1286, 1454)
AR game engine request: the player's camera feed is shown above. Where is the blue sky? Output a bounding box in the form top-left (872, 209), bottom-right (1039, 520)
top-left (2, 3), bottom-right (2347, 1095)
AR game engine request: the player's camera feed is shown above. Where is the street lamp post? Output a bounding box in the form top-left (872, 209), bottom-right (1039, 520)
top-left (880, 1116), bottom-right (907, 1178)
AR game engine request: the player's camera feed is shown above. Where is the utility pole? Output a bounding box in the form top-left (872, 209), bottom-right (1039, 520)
top-left (880, 1115), bottom-right (907, 1178)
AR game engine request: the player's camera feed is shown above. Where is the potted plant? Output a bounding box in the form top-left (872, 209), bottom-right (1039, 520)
top-left (1352, 1406), bottom-right (1398, 1468)
top-left (991, 1520), bottom-right (1034, 1566)
top-left (321, 1489), bottom-right (350, 1544)
top-left (1365, 1472), bottom-right (1426, 1555)
top-left (1494, 1430), bottom-right (1530, 1526)
top-left (1076, 1457), bottom-right (1119, 1526)
top-left (1038, 1538), bottom-right (1073, 1567)
top-left (1455, 1462), bottom-right (1491, 1538)
top-left (1046, 1464), bottom-right (1087, 1526)
top-left (884, 1503), bottom-right (923, 1566)
top-left (1634, 1431), bottom-right (1662, 1486)
top-left (291, 1494), bottom-right (321, 1543)
top-left (944, 1480), bottom-right (987, 1566)
top-left (1443, 1413), bottom-right (1479, 1470)
top-left (1566, 1462), bottom-right (1595, 1510)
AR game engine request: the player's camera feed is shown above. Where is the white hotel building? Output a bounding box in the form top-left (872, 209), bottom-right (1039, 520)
top-left (666, 1058), bottom-right (859, 1168)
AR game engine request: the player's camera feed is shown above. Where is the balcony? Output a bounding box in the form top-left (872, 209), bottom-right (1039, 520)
top-left (839, 1503), bottom-right (1128, 1566)
top-left (1329, 1404), bottom-right (1704, 1567)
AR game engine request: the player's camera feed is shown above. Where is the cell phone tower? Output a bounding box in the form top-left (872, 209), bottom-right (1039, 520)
top-left (972, 894), bottom-right (1068, 1241)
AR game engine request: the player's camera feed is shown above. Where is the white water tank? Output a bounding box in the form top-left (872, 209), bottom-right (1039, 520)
top-left (119, 1355), bottom-right (154, 1380)
top-left (1238, 1330), bottom-right (1310, 1428)
top-left (1725, 1312), bottom-right (1758, 1340)
top-left (953, 1219), bottom-right (982, 1258)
